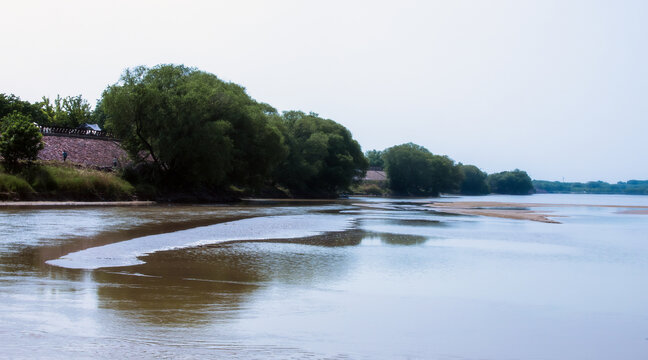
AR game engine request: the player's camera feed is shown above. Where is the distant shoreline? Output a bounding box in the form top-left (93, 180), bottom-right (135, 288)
top-left (426, 200), bottom-right (648, 224)
top-left (0, 201), bottom-right (155, 208)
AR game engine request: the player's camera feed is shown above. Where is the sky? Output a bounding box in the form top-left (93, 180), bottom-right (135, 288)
top-left (1, 0), bottom-right (646, 182)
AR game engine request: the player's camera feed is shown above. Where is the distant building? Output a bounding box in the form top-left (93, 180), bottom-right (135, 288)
top-left (364, 170), bottom-right (387, 182)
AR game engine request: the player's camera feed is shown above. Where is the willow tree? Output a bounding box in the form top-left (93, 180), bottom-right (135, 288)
top-left (102, 64), bottom-right (286, 189)
top-left (382, 143), bottom-right (462, 196)
top-left (273, 111), bottom-right (367, 197)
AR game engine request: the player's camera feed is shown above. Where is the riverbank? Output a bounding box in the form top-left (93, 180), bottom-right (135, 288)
top-left (0, 200), bottom-right (155, 208)
top-left (0, 161), bottom-right (135, 201)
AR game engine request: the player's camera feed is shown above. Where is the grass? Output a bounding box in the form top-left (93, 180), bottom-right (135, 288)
top-left (0, 173), bottom-right (35, 199)
top-left (1, 161), bottom-right (135, 201)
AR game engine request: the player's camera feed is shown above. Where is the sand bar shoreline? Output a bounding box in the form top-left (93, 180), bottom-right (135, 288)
top-left (426, 201), bottom-right (648, 223)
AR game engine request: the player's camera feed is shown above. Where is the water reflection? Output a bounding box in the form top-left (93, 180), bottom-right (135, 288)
top-left (2, 197), bottom-right (648, 359)
top-left (91, 230), bottom-right (365, 325)
top-left (93, 269), bottom-right (256, 326)
top-left (372, 233), bottom-right (429, 246)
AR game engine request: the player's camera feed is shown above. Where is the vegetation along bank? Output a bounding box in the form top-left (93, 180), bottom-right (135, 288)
top-left (2, 64), bottom-right (643, 202)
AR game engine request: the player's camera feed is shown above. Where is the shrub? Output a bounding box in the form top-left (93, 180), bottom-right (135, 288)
top-left (352, 183), bottom-right (387, 196)
top-left (0, 113), bottom-right (44, 169)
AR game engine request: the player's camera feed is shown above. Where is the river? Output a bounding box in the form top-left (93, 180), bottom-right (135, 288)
top-left (1, 194), bottom-right (647, 359)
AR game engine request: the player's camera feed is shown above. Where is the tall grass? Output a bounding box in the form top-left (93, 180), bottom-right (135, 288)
top-left (1, 162), bottom-right (135, 201)
top-left (0, 173), bottom-right (35, 199)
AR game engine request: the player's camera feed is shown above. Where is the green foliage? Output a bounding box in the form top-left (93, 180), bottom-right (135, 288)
top-left (0, 93), bottom-right (48, 125)
top-left (0, 172), bottom-right (35, 198)
top-left (45, 165), bottom-right (134, 199)
top-left (272, 111), bottom-right (368, 197)
top-left (18, 164), bottom-right (58, 191)
top-left (19, 163), bottom-right (134, 200)
top-left (91, 99), bottom-right (108, 130)
top-left (533, 179), bottom-right (648, 195)
top-left (0, 113), bottom-right (44, 168)
top-left (351, 182), bottom-right (387, 196)
top-left (38, 95), bottom-right (92, 128)
top-left (0, 162), bottom-right (134, 200)
top-left (458, 164), bottom-right (489, 195)
top-left (382, 143), bottom-right (462, 196)
top-left (365, 149), bottom-right (384, 169)
top-left (102, 64), bottom-right (287, 190)
top-left (487, 169), bottom-right (534, 195)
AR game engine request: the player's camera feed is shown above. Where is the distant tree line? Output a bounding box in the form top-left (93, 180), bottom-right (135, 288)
top-left (12, 64), bottom-right (643, 200)
top-left (1, 93), bottom-right (102, 129)
top-left (533, 180), bottom-right (648, 195)
top-left (364, 146), bottom-right (534, 196)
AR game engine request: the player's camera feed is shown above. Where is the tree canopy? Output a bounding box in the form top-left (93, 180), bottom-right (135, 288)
top-left (0, 112), bottom-right (44, 169)
top-left (39, 95), bottom-right (92, 128)
top-left (0, 94), bottom-right (48, 125)
top-left (273, 111), bottom-right (367, 197)
top-left (1, 93), bottom-right (96, 128)
top-left (382, 143), bottom-right (462, 196)
top-left (458, 164), bottom-right (489, 195)
top-left (365, 149), bottom-right (384, 169)
top-left (101, 64), bottom-right (288, 189)
top-left (487, 170), bottom-right (534, 195)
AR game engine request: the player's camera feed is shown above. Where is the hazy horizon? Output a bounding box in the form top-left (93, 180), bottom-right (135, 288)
top-left (2, 0), bottom-right (646, 183)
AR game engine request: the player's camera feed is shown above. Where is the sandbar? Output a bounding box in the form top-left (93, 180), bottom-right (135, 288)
top-left (427, 201), bottom-right (648, 223)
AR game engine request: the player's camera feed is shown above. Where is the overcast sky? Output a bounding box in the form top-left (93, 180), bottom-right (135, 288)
top-left (2, 0), bottom-right (646, 182)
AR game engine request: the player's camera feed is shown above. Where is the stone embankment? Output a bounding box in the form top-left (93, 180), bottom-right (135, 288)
top-left (38, 135), bottom-right (128, 168)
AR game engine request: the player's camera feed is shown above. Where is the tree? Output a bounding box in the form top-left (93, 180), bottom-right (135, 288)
top-left (91, 99), bottom-right (108, 130)
top-left (101, 64), bottom-right (287, 189)
top-left (487, 169), bottom-right (534, 195)
top-left (382, 143), bottom-right (462, 196)
top-left (0, 113), bottom-right (44, 169)
top-left (38, 95), bottom-right (92, 128)
top-left (61, 95), bottom-right (92, 127)
top-left (458, 164), bottom-right (489, 195)
top-left (0, 93), bottom-right (48, 125)
top-left (273, 111), bottom-right (367, 197)
top-left (365, 149), bottom-right (384, 169)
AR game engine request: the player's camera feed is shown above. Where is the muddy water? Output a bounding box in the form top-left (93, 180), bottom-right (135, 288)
top-left (2, 196), bottom-right (648, 359)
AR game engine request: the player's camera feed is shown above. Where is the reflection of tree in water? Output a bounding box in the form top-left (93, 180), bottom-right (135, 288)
top-left (93, 269), bottom-right (255, 326)
top-left (381, 218), bottom-right (444, 227)
top-left (374, 232), bottom-right (429, 246)
top-left (0, 245), bottom-right (90, 283)
top-left (93, 230), bottom-right (364, 326)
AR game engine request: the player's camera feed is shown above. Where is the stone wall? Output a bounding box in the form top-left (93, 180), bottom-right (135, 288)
top-left (38, 135), bottom-right (129, 168)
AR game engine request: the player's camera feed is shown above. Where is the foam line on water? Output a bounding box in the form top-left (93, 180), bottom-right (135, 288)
top-left (47, 214), bottom-right (355, 270)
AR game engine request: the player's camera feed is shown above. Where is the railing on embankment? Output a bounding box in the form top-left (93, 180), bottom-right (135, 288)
top-left (38, 126), bottom-right (114, 140)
